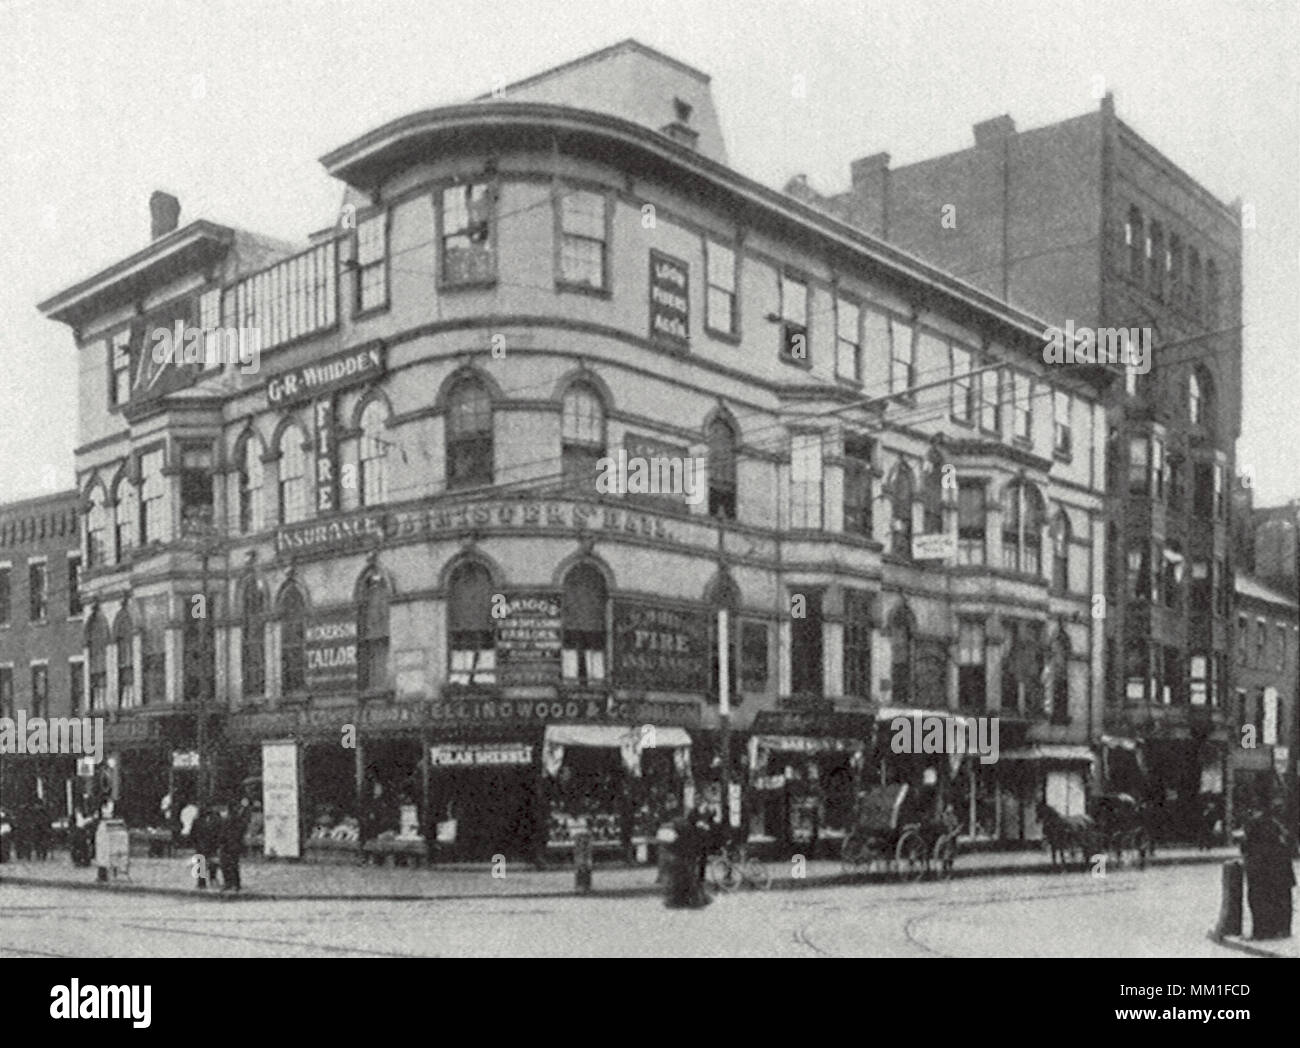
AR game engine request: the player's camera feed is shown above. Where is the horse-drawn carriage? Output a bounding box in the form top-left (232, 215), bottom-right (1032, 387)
top-left (1037, 793), bottom-right (1151, 871)
top-left (840, 783), bottom-right (960, 881)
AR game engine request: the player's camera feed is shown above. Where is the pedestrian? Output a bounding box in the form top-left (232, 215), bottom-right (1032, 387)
top-left (220, 797), bottom-right (252, 893)
top-left (191, 806), bottom-right (223, 890)
top-left (1242, 802), bottom-right (1296, 940)
top-left (662, 811), bottom-right (710, 909)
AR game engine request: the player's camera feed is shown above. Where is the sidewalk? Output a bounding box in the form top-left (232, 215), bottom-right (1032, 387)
top-left (0, 844), bottom-right (1240, 903)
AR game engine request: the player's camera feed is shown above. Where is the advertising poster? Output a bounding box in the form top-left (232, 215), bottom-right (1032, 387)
top-left (261, 739), bottom-right (301, 859)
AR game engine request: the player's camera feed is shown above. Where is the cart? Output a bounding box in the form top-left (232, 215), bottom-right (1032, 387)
top-left (840, 784), bottom-right (960, 881)
top-left (1089, 792), bottom-right (1151, 870)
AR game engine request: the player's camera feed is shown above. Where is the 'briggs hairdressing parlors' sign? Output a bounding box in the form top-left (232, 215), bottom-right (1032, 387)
top-left (612, 602), bottom-right (709, 692)
top-left (265, 343), bottom-right (385, 407)
top-left (494, 593), bottom-right (562, 687)
top-left (649, 250), bottom-right (689, 348)
top-left (304, 611), bottom-right (358, 692)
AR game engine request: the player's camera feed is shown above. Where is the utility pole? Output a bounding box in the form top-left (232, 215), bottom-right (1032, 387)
top-left (182, 513), bottom-right (221, 807)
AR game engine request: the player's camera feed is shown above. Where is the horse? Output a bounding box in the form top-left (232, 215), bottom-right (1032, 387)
top-left (1036, 801), bottom-right (1098, 871)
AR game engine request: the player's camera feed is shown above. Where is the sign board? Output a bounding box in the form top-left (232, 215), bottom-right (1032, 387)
top-left (94, 818), bottom-right (130, 877)
top-left (314, 396), bottom-right (338, 514)
top-left (265, 343), bottom-right (385, 407)
top-left (276, 510), bottom-right (385, 557)
top-left (612, 602), bottom-right (709, 691)
top-left (304, 610), bottom-right (359, 693)
top-left (649, 250), bottom-right (690, 348)
top-left (912, 532), bottom-right (957, 561)
top-left (171, 750), bottom-right (200, 770)
top-left (429, 742), bottom-right (535, 767)
top-left (75, 757), bottom-right (97, 777)
top-left (394, 649), bottom-right (429, 700)
top-left (494, 593), bottom-right (562, 687)
top-left (262, 740), bottom-right (302, 859)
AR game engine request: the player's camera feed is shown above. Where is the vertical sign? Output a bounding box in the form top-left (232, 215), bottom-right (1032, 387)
top-left (648, 249), bottom-right (689, 348)
top-left (262, 739), bottom-right (301, 859)
top-left (314, 396), bottom-right (337, 513)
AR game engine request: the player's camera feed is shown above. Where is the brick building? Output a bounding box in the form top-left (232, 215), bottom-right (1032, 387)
top-left (787, 94), bottom-right (1243, 841)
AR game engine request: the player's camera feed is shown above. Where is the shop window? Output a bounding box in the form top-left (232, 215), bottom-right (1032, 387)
top-left (140, 448), bottom-right (169, 543)
top-left (180, 443), bottom-right (214, 532)
top-left (557, 189), bottom-right (608, 290)
top-left (920, 450), bottom-right (944, 534)
top-left (141, 596), bottom-right (167, 706)
top-left (28, 560), bottom-right (47, 622)
top-left (705, 240), bottom-right (737, 335)
top-left (562, 384), bottom-right (606, 492)
top-left (957, 480), bottom-right (986, 566)
top-left (707, 417), bottom-right (738, 520)
top-left (890, 462), bottom-right (914, 557)
top-left (357, 570), bottom-right (390, 693)
top-left (1126, 206), bottom-right (1144, 283)
top-left (740, 621), bottom-right (769, 693)
top-left (87, 612), bottom-right (108, 710)
top-left (30, 663), bottom-right (48, 719)
top-left (1050, 635), bottom-right (1070, 723)
top-left (1002, 480), bottom-right (1044, 576)
top-left (951, 344), bottom-right (974, 422)
top-left (114, 607), bottom-right (135, 709)
top-left (790, 587), bottom-right (824, 697)
top-left (355, 212), bottom-right (388, 313)
top-left (1050, 509), bottom-right (1071, 592)
top-left (68, 554), bottom-right (82, 616)
top-left (241, 582), bottom-right (266, 698)
top-left (446, 378), bottom-right (494, 490)
top-left (958, 620), bottom-right (985, 711)
top-left (779, 273), bottom-right (808, 363)
top-left (842, 435), bottom-right (873, 538)
top-left (441, 182), bottom-right (495, 285)
top-left (86, 486), bottom-right (108, 568)
top-left (836, 298), bottom-right (862, 382)
top-left (359, 401), bottom-right (390, 507)
top-left (789, 432), bottom-right (823, 529)
top-left (447, 562), bottom-right (495, 685)
top-left (236, 434), bottom-right (264, 534)
top-left (889, 604), bottom-right (915, 705)
top-left (279, 585), bottom-right (307, 695)
top-left (114, 475), bottom-right (137, 561)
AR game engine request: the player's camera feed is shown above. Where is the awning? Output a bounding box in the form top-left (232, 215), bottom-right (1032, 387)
top-left (750, 734), bottom-right (863, 754)
top-left (541, 724), bottom-right (690, 749)
top-left (1100, 735), bottom-right (1140, 751)
top-left (1000, 745), bottom-right (1095, 763)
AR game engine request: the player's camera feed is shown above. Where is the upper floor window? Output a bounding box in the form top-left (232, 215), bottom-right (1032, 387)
top-left (705, 240), bottom-right (738, 335)
top-left (957, 618), bottom-right (986, 711)
top-left (1189, 366), bottom-right (1214, 433)
top-left (1150, 437), bottom-right (1164, 500)
top-left (114, 607), bottom-right (135, 709)
top-left (979, 363), bottom-right (1000, 433)
top-left (844, 590), bottom-right (873, 700)
top-left (951, 345), bottom-right (974, 423)
top-left (836, 298), bottom-right (861, 382)
top-left (707, 417), bottom-right (738, 521)
top-left (114, 475), bottom-right (137, 561)
top-left (359, 401), bottom-right (390, 507)
top-left (889, 605), bottom-right (915, 706)
top-left (1051, 509), bottom-right (1071, 592)
top-left (957, 480), bottom-right (986, 566)
top-left (1126, 206), bottom-right (1144, 283)
top-left (1010, 371), bottom-right (1032, 442)
top-left (1002, 480), bottom-right (1044, 576)
top-left (920, 451), bottom-right (944, 534)
top-left (67, 554), bottom-right (82, 617)
top-left (179, 443), bottom-right (214, 532)
top-left (28, 560), bottom-right (47, 622)
top-left (789, 432), bottom-right (823, 529)
top-left (277, 427), bottom-right (308, 524)
top-left (1168, 234), bottom-right (1182, 304)
top-left (562, 564), bottom-right (607, 685)
top-left (87, 612), bottom-right (108, 710)
top-left (140, 449), bottom-right (169, 544)
top-left (1052, 389), bottom-right (1072, 457)
top-left (441, 182), bottom-right (495, 285)
top-left (109, 329), bottom-right (133, 408)
top-left (447, 561), bottom-right (495, 685)
top-left (357, 570), bottom-right (390, 693)
top-left (842, 435), bottom-right (873, 538)
top-left (1237, 614), bottom-right (1249, 665)
top-left (1187, 248), bottom-right (1201, 318)
top-left (86, 486), bottom-right (108, 568)
top-left (890, 462), bottom-right (914, 558)
top-left (1129, 437), bottom-right (1150, 495)
top-left (558, 190), bottom-right (608, 290)
top-left (445, 378), bottom-right (494, 490)
top-left (890, 318), bottom-right (915, 396)
top-left (779, 274), bottom-right (808, 363)
top-left (1050, 634), bottom-right (1071, 724)
top-left (241, 581), bottom-right (267, 699)
top-left (237, 435), bottom-right (265, 534)
top-left (562, 384), bottom-right (606, 491)
top-left (278, 584), bottom-right (307, 695)
top-left (1206, 260), bottom-right (1220, 327)
top-left (1148, 221), bottom-right (1164, 299)
top-left (355, 212), bottom-right (388, 312)
top-left (198, 289), bottom-right (222, 369)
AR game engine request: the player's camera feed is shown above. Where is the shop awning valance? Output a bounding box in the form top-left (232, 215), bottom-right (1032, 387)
top-left (1100, 735), bottom-right (1140, 751)
top-left (750, 734), bottom-right (863, 754)
top-left (1000, 745), bottom-right (1095, 763)
top-left (542, 724), bottom-right (690, 749)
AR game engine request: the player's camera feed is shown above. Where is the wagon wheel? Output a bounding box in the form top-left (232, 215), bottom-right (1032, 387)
top-left (707, 855), bottom-right (738, 893)
top-left (931, 833), bottom-right (957, 881)
top-left (896, 829), bottom-right (928, 882)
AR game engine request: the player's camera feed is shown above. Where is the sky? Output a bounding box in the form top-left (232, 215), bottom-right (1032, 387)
top-left (2, 0), bottom-right (1296, 503)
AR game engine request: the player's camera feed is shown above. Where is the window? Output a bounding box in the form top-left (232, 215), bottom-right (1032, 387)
top-left (779, 274), bottom-right (808, 363)
top-left (1125, 366), bottom-right (1138, 399)
top-left (279, 585), bottom-right (307, 695)
top-left (140, 449), bottom-right (169, 543)
top-left (69, 657), bottom-right (85, 715)
top-left (67, 554), bottom-right (81, 616)
top-left (179, 443), bottom-right (214, 532)
top-left (1011, 372), bottom-right (1032, 442)
top-left (920, 451), bottom-right (944, 534)
top-left (114, 608), bottom-right (135, 709)
top-left (562, 564), bottom-right (607, 685)
top-left (1151, 438), bottom-right (1164, 499)
top-left (562, 385), bottom-right (606, 491)
top-left (558, 189), bottom-right (607, 289)
top-left (740, 621), bottom-right (769, 692)
top-left (1189, 654), bottom-right (1208, 706)
top-left (1162, 544), bottom-right (1183, 609)
top-left (844, 590), bottom-right (872, 699)
top-left (1050, 635), bottom-right (1070, 723)
top-left (359, 401), bottom-right (389, 507)
top-left (1127, 206), bottom-right (1144, 283)
top-left (1206, 260), bottom-right (1220, 327)
top-left (1168, 234), bottom-right (1182, 305)
top-left (237, 435), bottom-right (264, 534)
top-left (1255, 618), bottom-right (1266, 666)
top-left (707, 417), bottom-right (738, 520)
top-left (1052, 390), bottom-right (1071, 457)
top-left (241, 582), bottom-right (266, 698)
top-left (1002, 481), bottom-right (1044, 575)
top-left (355, 212), bottom-right (388, 312)
top-left (86, 487), bottom-right (108, 568)
top-left (1129, 437), bottom-right (1149, 495)
top-left (445, 379), bottom-right (493, 490)
top-left (890, 319), bottom-right (914, 395)
top-left (979, 364), bottom-right (1000, 432)
top-left (182, 592), bottom-right (214, 704)
top-left (441, 182), bottom-right (494, 285)
top-left (1192, 462), bottom-right (1214, 517)
top-left (789, 432), bottom-right (823, 529)
top-left (842, 435), bottom-right (873, 537)
top-left (1277, 623), bottom-right (1287, 671)
top-left (790, 587), bottom-right (823, 696)
top-left (957, 480), bottom-right (986, 565)
top-left (447, 562), bottom-right (495, 685)
top-left (1213, 462), bottom-right (1225, 518)
top-left (890, 605), bottom-right (915, 705)
top-left (199, 288), bottom-right (222, 369)
top-left (1148, 221), bottom-right (1164, 299)
top-left (1002, 619), bottom-right (1044, 714)
top-left (278, 427), bottom-right (308, 524)
top-left (114, 476), bottom-right (137, 560)
top-left (705, 240), bottom-right (737, 335)
top-left (109, 329), bottom-right (133, 407)
top-left (30, 663), bottom-right (48, 718)
top-left (1167, 453), bottom-right (1184, 509)
top-left (87, 613), bottom-right (108, 710)
top-left (890, 462), bottom-right (914, 557)
top-left (0, 666), bottom-right (11, 719)
top-left (1051, 510), bottom-right (1071, 592)
top-left (1189, 371), bottom-right (1204, 425)
top-left (28, 560), bottom-right (47, 621)
top-left (957, 619), bottom-right (986, 711)
top-left (836, 298), bottom-right (861, 382)
top-left (0, 565), bottom-right (9, 626)
top-left (1188, 248), bottom-right (1201, 318)
top-left (951, 345), bottom-right (974, 423)
top-left (357, 570), bottom-right (390, 693)
top-left (140, 596), bottom-right (166, 706)
top-left (1190, 560), bottom-right (1210, 614)
top-left (1237, 614), bottom-right (1249, 665)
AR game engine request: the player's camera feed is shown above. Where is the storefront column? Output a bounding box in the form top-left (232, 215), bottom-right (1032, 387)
top-left (823, 619), bottom-right (843, 698)
top-left (164, 627), bottom-right (180, 704)
top-left (354, 736), bottom-right (365, 826)
top-left (778, 619), bottom-right (792, 696)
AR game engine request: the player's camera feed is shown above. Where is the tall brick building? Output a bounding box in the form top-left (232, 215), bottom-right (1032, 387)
top-left (789, 95), bottom-right (1244, 839)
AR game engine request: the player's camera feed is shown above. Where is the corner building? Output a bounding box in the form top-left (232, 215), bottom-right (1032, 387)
top-left (40, 40), bottom-right (1111, 859)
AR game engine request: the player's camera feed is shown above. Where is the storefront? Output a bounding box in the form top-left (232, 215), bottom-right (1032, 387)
top-left (998, 745), bottom-right (1095, 841)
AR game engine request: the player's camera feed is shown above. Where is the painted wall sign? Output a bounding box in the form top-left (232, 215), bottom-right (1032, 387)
top-left (649, 249), bottom-right (690, 347)
top-left (386, 500), bottom-right (674, 543)
top-left (429, 742), bottom-right (535, 767)
top-left (314, 396), bottom-right (338, 514)
top-left (276, 510), bottom-right (385, 556)
top-left (430, 695), bottom-right (700, 727)
top-left (265, 343), bottom-right (385, 407)
top-left (303, 611), bottom-right (358, 693)
top-left (611, 602), bottom-right (709, 692)
top-left (495, 593), bottom-right (562, 687)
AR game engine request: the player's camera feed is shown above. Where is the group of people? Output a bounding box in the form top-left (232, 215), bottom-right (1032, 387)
top-left (2, 799), bottom-right (54, 861)
top-left (178, 797), bottom-right (253, 893)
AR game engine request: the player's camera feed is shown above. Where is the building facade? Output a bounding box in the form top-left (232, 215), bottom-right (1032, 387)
top-left (39, 40), bottom-right (1111, 859)
top-left (788, 95), bottom-right (1244, 840)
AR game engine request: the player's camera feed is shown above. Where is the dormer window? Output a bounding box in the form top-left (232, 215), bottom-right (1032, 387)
top-left (674, 97), bottom-right (693, 123)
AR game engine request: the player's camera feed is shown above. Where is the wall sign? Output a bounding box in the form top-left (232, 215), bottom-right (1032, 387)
top-left (314, 396), bottom-right (338, 514)
top-left (612, 602), bottom-right (709, 692)
top-left (495, 593), bottom-right (562, 687)
top-left (304, 611), bottom-right (358, 693)
top-left (429, 742), bottom-right (535, 767)
top-left (649, 249), bottom-right (690, 348)
top-left (276, 510), bottom-right (385, 556)
top-left (265, 343), bottom-right (385, 407)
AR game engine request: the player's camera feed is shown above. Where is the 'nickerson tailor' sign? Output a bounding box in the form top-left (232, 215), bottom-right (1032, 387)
top-left (649, 249), bottom-right (689, 347)
top-left (304, 611), bottom-right (359, 692)
top-left (265, 343), bottom-right (385, 407)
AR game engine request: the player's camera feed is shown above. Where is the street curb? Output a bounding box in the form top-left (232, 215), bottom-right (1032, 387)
top-left (1210, 932), bottom-right (1291, 959)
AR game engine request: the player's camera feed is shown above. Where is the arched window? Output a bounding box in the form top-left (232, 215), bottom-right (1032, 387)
top-left (278, 584), bottom-right (307, 695)
top-left (114, 475), bottom-right (137, 562)
top-left (891, 462), bottom-right (914, 557)
top-left (1051, 509), bottom-right (1072, 592)
top-left (561, 384), bottom-right (605, 490)
top-left (359, 400), bottom-right (389, 506)
top-left (446, 379), bottom-right (493, 489)
top-left (357, 569), bottom-right (390, 692)
top-left (86, 485), bottom-right (108, 568)
top-left (562, 563), bottom-right (607, 685)
top-left (1127, 206), bottom-right (1144, 283)
top-left (113, 607), bottom-right (135, 709)
top-left (277, 426), bottom-right (307, 524)
top-left (890, 604), bottom-right (915, 705)
top-left (1050, 633), bottom-right (1071, 723)
top-left (1168, 233), bottom-right (1182, 303)
top-left (447, 562), bottom-right (495, 684)
top-left (1002, 481), bottom-right (1045, 576)
top-left (921, 450), bottom-right (944, 534)
top-left (1148, 221), bottom-right (1164, 298)
top-left (707, 417), bottom-right (738, 520)
top-left (87, 611), bottom-right (109, 710)
top-left (241, 581), bottom-right (266, 698)
top-left (1189, 367), bottom-right (1214, 432)
top-left (237, 434), bottom-right (264, 534)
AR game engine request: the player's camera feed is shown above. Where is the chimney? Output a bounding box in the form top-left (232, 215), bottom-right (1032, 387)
top-left (973, 115), bottom-right (1016, 147)
top-left (150, 191), bottom-right (181, 239)
top-left (850, 152), bottom-right (890, 190)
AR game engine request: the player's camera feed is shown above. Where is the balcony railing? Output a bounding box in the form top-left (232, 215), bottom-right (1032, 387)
top-left (227, 239), bottom-right (338, 353)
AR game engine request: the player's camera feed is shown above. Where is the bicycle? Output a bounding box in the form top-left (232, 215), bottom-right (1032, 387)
top-left (706, 844), bottom-right (772, 892)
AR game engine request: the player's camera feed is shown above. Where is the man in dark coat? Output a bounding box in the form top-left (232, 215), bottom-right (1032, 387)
top-left (190, 807), bottom-right (223, 890)
top-left (1242, 803), bottom-right (1295, 939)
top-left (220, 797), bottom-right (252, 892)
